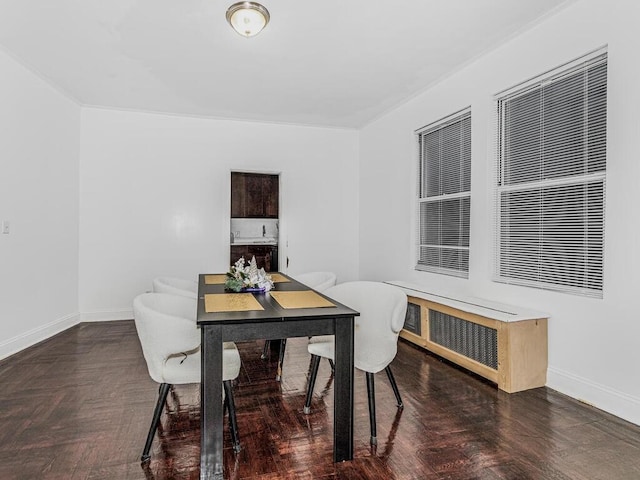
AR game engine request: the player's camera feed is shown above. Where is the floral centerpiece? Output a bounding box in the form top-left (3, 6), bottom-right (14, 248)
top-left (225, 256), bottom-right (274, 293)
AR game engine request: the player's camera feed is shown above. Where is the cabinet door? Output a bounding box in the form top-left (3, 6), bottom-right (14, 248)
top-left (247, 245), bottom-right (270, 272)
top-left (263, 174), bottom-right (279, 218)
top-left (245, 174), bottom-right (266, 217)
top-left (231, 173), bottom-right (247, 218)
top-left (231, 172), bottom-right (264, 217)
top-left (230, 245), bottom-right (247, 266)
top-left (230, 245), bottom-right (275, 272)
top-left (269, 246), bottom-right (279, 271)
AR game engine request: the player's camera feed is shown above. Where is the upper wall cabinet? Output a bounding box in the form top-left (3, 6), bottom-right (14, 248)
top-left (231, 172), bottom-right (279, 218)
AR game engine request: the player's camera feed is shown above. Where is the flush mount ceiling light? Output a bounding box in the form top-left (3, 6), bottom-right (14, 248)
top-left (226, 2), bottom-right (270, 38)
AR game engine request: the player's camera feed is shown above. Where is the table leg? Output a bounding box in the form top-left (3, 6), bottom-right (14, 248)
top-left (200, 325), bottom-right (224, 480)
top-left (333, 316), bottom-right (354, 462)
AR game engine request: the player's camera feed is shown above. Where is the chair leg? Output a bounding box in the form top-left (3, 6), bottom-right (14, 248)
top-left (261, 340), bottom-right (270, 360)
top-left (385, 366), bottom-right (403, 408)
top-left (276, 338), bottom-right (287, 381)
top-left (328, 358), bottom-right (335, 374)
top-left (141, 382), bottom-right (171, 462)
top-left (366, 372), bottom-right (377, 446)
top-left (223, 380), bottom-right (242, 454)
top-left (166, 384), bottom-right (180, 414)
top-left (303, 355), bottom-right (321, 414)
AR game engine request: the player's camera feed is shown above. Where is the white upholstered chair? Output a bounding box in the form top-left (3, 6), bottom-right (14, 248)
top-left (152, 276), bottom-right (198, 299)
top-left (293, 271), bottom-right (338, 294)
top-left (303, 281), bottom-right (407, 445)
top-left (133, 292), bottom-right (242, 461)
top-left (262, 272), bottom-right (338, 381)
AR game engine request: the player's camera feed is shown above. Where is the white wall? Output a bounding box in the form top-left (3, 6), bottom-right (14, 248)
top-left (78, 108), bottom-right (359, 319)
top-left (359, 0), bottom-right (640, 425)
top-left (0, 49), bottom-right (81, 359)
top-left (4, 0), bottom-right (637, 429)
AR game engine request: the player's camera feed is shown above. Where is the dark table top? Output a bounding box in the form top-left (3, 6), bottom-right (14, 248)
top-left (196, 272), bottom-right (359, 325)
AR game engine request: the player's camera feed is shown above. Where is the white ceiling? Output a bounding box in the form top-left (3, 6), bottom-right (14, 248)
top-left (0, 0), bottom-right (572, 128)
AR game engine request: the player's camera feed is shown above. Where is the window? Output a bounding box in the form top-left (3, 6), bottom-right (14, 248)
top-left (494, 50), bottom-right (607, 298)
top-left (416, 108), bottom-right (471, 277)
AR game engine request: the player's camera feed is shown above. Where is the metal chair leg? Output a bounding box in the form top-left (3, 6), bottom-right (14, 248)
top-left (223, 380), bottom-right (241, 453)
top-left (385, 366), bottom-right (403, 408)
top-left (261, 340), bottom-right (270, 360)
top-left (366, 372), bottom-right (377, 446)
top-left (141, 382), bottom-right (171, 462)
top-left (276, 338), bottom-right (287, 381)
top-left (303, 355), bottom-right (321, 414)
top-left (166, 384), bottom-right (180, 414)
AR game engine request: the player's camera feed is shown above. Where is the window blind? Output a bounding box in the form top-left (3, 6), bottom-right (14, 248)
top-left (416, 109), bottom-right (471, 277)
top-left (494, 50), bottom-right (607, 298)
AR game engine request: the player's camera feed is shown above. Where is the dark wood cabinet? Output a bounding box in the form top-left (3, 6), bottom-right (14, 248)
top-left (230, 245), bottom-right (278, 272)
top-left (230, 174), bottom-right (246, 218)
top-left (264, 175), bottom-right (279, 218)
top-left (231, 172), bottom-right (279, 218)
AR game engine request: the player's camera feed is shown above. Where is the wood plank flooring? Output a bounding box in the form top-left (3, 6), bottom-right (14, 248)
top-left (1, 320), bottom-right (640, 479)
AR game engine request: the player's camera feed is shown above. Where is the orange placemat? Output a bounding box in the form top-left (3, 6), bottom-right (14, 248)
top-left (270, 273), bottom-right (290, 283)
top-left (270, 290), bottom-right (335, 309)
top-left (204, 274), bottom-right (228, 285)
top-left (204, 293), bottom-right (264, 313)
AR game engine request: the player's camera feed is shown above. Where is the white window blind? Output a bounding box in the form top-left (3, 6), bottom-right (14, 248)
top-left (416, 109), bottom-right (471, 277)
top-left (494, 50), bottom-right (607, 298)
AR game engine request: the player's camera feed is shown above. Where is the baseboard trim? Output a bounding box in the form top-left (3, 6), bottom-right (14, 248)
top-left (80, 309), bottom-right (133, 322)
top-left (0, 312), bottom-right (80, 361)
top-left (547, 366), bottom-right (640, 427)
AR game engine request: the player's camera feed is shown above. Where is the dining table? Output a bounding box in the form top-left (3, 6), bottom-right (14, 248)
top-left (196, 272), bottom-right (359, 480)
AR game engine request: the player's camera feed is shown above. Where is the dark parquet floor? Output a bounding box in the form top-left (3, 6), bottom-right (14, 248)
top-left (1, 320), bottom-right (640, 479)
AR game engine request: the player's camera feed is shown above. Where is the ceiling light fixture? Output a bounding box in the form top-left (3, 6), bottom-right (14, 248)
top-left (226, 2), bottom-right (270, 38)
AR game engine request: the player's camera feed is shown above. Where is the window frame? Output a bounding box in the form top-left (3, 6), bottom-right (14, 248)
top-left (493, 49), bottom-right (607, 298)
top-left (415, 107), bottom-right (472, 278)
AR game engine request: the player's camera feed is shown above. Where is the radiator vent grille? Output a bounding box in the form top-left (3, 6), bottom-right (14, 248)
top-left (403, 302), bottom-right (422, 336)
top-left (429, 310), bottom-right (498, 370)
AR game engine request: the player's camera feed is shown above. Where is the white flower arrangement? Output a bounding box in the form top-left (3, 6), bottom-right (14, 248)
top-left (225, 256), bottom-right (274, 292)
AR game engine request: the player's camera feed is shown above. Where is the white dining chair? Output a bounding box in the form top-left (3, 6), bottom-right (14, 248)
top-left (303, 281), bottom-right (407, 446)
top-left (293, 271), bottom-right (338, 293)
top-left (152, 276), bottom-right (198, 299)
top-left (262, 272), bottom-right (338, 381)
top-left (133, 292), bottom-right (242, 461)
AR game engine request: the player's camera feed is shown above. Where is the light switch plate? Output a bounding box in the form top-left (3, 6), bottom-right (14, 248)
top-left (2, 220), bottom-right (10, 234)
